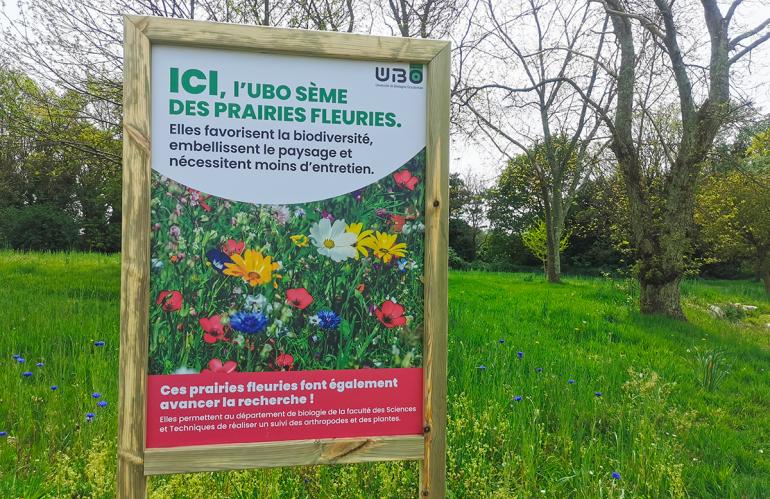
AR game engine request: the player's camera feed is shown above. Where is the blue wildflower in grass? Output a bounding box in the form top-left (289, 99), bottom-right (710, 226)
top-left (611, 471), bottom-right (621, 480)
top-left (22, 371), bottom-right (32, 377)
top-left (206, 248), bottom-right (232, 274)
top-left (568, 379), bottom-right (576, 384)
top-left (316, 310), bottom-right (341, 331)
top-left (477, 365), bottom-right (487, 371)
top-left (50, 385), bottom-right (58, 391)
top-left (535, 367), bottom-right (543, 373)
top-left (0, 431), bottom-right (7, 437)
top-left (397, 258), bottom-right (409, 273)
top-left (97, 400), bottom-right (108, 408)
top-left (92, 392), bottom-right (102, 399)
top-left (595, 392), bottom-right (603, 397)
top-left (36, 362), bottom-right (44, 367)
top-left (514, 396), bottom-right (523, 402)
top-left (517, 351), bottom-right (524, 359)
top-left (85, 412), bottom-right (95, 422)
top-left (230, 311), bottom-right (269, 334)
top-left (94, 341), bottom-right (105, 347)
top-left (12, 354), bottom-right (20, 360)
top-left (498, 339), bottom-right (505, 344)
top-left (17, 357), bottom-right (25, 363)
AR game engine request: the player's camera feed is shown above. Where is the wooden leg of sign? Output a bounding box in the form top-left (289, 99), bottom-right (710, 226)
top-left (118, 16), bottom-right (152, 499)
top-left (421, 44), bottom-right (450, 499)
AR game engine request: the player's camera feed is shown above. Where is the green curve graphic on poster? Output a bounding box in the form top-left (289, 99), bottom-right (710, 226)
top-left (149, 149), bottom-right (425, 375)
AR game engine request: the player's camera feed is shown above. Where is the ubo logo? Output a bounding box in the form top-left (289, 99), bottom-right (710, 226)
top-left (375, 64), bottom-right (423, 85)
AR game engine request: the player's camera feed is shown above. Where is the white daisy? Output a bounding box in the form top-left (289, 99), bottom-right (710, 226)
top-left (309, 218), bottom-right (357, 262)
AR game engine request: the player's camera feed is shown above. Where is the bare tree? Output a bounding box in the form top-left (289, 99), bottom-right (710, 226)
top-left (455, 0), bottom-right (614, 282)
top-left (381, 0), bottom-right (466, 38)
top-left (592, 0), bottom-right (770, 318)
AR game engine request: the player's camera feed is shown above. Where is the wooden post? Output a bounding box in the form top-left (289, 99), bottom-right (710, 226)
top-left (118, 16), bottom-right (151, 499)
top-left (421, 45), bottom-right (450, 499)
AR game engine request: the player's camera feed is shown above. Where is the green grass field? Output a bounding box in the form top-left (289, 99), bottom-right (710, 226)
top-left (2, 251), bottom-right (770, 498)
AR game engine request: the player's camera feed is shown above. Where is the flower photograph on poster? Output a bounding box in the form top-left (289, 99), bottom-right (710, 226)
top-left (148, 150), bottom-right (425, 375)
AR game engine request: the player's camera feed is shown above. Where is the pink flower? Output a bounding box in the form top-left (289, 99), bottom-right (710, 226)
top-left (393, 170), bottom-right (419, 191)
top-left (199, 315), bottom-right (225, 343)
top-left (201, 359), bottom-right (237, 374)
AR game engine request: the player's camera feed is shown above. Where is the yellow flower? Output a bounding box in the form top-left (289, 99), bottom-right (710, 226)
top-left (346, 223), bottom-right (375, 259)
top-left (370, 231), bottom-right (407, 264)
top-left (290, 234), bottom-right (309, 247)
top-left (223, 249), bottom-right (280, 286)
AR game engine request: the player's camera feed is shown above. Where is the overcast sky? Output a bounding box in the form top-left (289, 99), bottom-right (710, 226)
top-left (2, 0), bottom-right (769, 180)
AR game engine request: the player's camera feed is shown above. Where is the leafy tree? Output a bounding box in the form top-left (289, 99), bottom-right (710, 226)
top-left (696, 134), bottom-right (770, 293)
top-left (448, 172), bottom-right (486, 261)
top-left (522, 220), bottom-right (570, 275)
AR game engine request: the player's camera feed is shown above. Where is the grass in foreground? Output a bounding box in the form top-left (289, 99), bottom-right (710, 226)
top-left (1, 251), bottom-right (769, 497)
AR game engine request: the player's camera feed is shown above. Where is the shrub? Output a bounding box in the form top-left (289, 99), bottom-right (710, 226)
top-left (0, 204), bottom-right (79, 251)
top-left (448, 247), bottom-right (469, 270)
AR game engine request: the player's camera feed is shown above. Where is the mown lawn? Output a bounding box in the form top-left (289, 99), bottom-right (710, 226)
top-left (1, 251), bottom-right (769, 497)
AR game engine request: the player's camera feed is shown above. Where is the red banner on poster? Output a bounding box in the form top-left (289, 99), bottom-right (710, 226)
top-left (146, 367), bottom-right (422, 448)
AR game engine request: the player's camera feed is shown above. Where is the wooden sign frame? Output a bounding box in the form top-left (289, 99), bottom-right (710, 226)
top-left (119, 16), bottom-right (449, 498)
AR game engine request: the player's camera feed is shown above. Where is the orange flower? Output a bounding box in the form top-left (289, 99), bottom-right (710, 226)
top-left (223, 249), bottom-right (280, 287)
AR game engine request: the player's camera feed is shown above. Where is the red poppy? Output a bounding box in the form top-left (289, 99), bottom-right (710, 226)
top-left (198, 195), bottom-right (212, 212)
top-left (375, 300), bottom-right (407, 328)
top-left (390, 214), bottom-right (406, 232)
top-left (393, 170), bottom-right (419, 191)
top-left (201, 358), bottom-right (237, 374)
top-left (356, 283), bottom-right (366, 293)
top-left (276, 353), bottom-right (295, 370)
top-left (156, 290), bottom-right (183, 312)
top-left (187, 188), bottom-right (212, 212)
top-left (286, 288), bottom-right (314, 310)
top-left (199, 315), bottom-right (225, 343)
top-left (221, 239), bottom-right (245, 256)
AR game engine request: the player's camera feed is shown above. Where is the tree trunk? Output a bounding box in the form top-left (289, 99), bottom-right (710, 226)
top-left (640, 275), bottom-right (684, 319)
top-left (762, 272), bottom-right (770, 295)
top-left (545, 220), bottom-right (560, 283)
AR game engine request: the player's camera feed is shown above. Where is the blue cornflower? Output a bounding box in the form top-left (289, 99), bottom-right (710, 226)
top-left (17, 357), bottom-right (25, 363)
top-left (477, 365), bottom-right (487, 370)
top-left (498, 339), bottom-right (505, 344)
top-left (92, 392), bottom-right (102, 399)
top-left (595, 392), bottom-right (603, 397)
top-left (568, 379), bottom-right (576, 384)
top-left (316, 310), bottom-right (341, 331)
top-left (517, 351), bottom-right (524, 359)
top-left (97, 400), bottom-right (108, 408)
top-left (51, 385), bottom-right (58, 391)
top-left (12, 354), bottom-right (20, 360)
top-left (535, 367), bottom-right (543, 373)
top-left (611, 471), bottom-right (621, 480)
top-left (0, 431), bottom-right (7, 437)
top-left (22, 371), bottom-right (32, 377)
top-left (514, 396), bottom-right (523, 402)
top-left (397, 258), bottom-right (409, 273)
top-left (85, 412), bottom-right (95, 422)
top-left (36, 362), bottom-right (44, 367)
top-left (94, 341), bottom-right (105, 347)
top-left (230, 311), bottom-right (269, 334)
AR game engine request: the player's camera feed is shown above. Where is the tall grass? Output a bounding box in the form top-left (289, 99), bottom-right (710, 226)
top-left (1, 253), bottom-right (770, 497)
